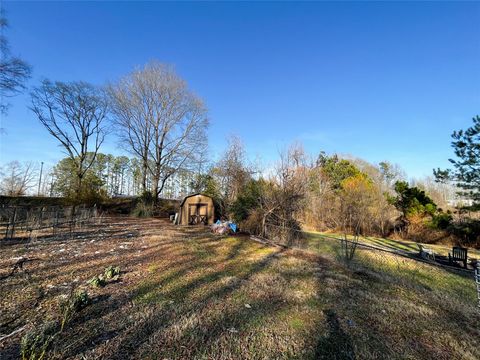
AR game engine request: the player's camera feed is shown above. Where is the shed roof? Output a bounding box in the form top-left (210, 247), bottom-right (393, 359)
top-left (179, 193), bottom-right (213, 207)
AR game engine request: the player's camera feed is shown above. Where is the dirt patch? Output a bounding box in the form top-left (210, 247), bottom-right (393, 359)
top-left (1, 216), bottom-right (479, 359)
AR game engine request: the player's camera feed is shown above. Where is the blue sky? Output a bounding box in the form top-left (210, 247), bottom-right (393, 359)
top-left (1, 1), bottom-right (479, 178)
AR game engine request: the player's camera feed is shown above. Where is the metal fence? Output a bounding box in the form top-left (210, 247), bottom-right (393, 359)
top-left (0, 205), bottom-right (99, 240)
top-left (263, 223), bottom-right (479, 307)
top-left (476, 265), bottom-right (480, 308)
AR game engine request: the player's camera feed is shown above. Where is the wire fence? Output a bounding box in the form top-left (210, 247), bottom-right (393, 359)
top-left (263, 223), bottom-right (480, 308)
top-left (476, 266), bottom-right (480, 308)
top-left (0, 205), bottom-right (100, 241)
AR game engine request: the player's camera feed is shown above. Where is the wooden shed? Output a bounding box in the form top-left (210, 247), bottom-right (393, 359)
top-left (178, 193), bottom-right (214, 225)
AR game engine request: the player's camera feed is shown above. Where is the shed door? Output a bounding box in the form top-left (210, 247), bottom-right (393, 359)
top-left (188, 203), bottom-right (208, 225)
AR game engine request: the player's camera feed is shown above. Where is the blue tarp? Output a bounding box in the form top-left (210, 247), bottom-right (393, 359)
top-left (212, 220), bottom-right (237, 234)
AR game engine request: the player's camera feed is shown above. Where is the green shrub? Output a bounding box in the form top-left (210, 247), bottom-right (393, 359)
top-left (104, 266), bottom-right (120, 280)
top-left (231, 179), bottom-right (264, 223)
top-left (430, 212), bottom-right (453, 230)
top-left (448, 219), bottom-right (480, 245)
top-left (139, 191), bottom-right (155, 205)
top-left (87, 275), bottom-right (106, 288)
top-left (70, 290), bottom-right (90, 312)
top-left (60, 290), bottom-right (90, 331)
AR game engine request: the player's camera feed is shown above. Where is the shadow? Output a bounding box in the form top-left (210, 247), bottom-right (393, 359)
top-left (5, 216), bottom-right (478, 359)
top-left (106, 242), bottom-right (286, 358)
top-left (314, 309), bottom-right (356, 360)
top-left (366, 237), bottom-right (417, 254)
top-left (5, 219), bottom-right (281, 359)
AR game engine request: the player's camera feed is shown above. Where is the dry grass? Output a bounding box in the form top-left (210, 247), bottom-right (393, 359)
top-left (1, 217), bottom-right (479, 359)
top-left (306, 230), bottom-right (480, 258)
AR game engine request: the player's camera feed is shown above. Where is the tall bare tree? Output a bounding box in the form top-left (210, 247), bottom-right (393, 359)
top-left (260, 144), bottom-right (308, 244)
top-left (30, 80), bottom-right (108, 198)
top-left (215, 136), bottom-right (251, 209)
top-left (0, 161), bottom-right (36, 196)
top-left (109, 61), bottom-right (208, 201)
top-left (108, 72), bottom-right (152, 192)
top-left (0, 11), bottom-right (31, 114)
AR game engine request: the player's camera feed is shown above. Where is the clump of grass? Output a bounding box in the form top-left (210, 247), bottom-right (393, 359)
top-left (21, 320), bottom-right (58, 360)
top-left (60, 290), bottom-right (90, 330)
top-left (104, 265), bottom-right (120, 280)
top-left (21, 289), bottom-right (90, 360)
top-left (289, 317), bottom-right (305, 330)
top-left (88, 266), bottom-right (121, 288)
top-left (87, 275), bottom-right (106, 288)
top-left (132, 202), bottom-right (154, 218)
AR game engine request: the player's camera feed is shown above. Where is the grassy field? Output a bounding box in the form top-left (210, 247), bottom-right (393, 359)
top-left (304, 231), bottom-right (480, 259)
top-left (1, 217), bottom-right (479, 359)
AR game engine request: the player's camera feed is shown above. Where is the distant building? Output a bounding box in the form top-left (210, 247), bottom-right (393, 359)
top-left (177, 193), bottom-right (214, 225)
top-left (447, 198), bottom-right (474, 207)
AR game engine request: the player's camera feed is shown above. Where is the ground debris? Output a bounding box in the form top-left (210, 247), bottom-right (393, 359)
top-left (0, 257), bottom-right (41, 280)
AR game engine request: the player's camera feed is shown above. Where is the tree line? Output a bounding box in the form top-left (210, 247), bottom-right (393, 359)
top-left (27, 62), bottom-right (208, 204)
top-left (1, 14), bottom-right (209, 204)
top-left (195, 132), bottom-right (479, 246)
top-left (0, 153), bottom-right (204, 201)
top-left (0, 12), bottom-right (478, 244)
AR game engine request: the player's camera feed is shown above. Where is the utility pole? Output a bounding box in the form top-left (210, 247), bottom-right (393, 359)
top-left (37, 161), bottom-right (44, 196)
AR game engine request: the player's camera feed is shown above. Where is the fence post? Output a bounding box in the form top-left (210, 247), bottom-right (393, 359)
top-left (39, 207), bottom-right (44, 232)
top-left (9, 207), bottom-right (17, 239)
top-left (69, 205), bottom-right (75, 238)
top-left (53, 209), bottom-right (58, 237)
top-left (4, 209), bottom-right (10, 239)
top-left (475, 264), bottom-right (479, 307)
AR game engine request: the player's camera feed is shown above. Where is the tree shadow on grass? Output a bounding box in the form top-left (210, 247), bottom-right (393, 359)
top-left (33, 229), bottom-right (282, 359)
top-left (314, 309), bottom-right (356, 360)
top-left (105, 247), bottom-right (287, 359)
top-left (366, 237), bottom-right (416, 253)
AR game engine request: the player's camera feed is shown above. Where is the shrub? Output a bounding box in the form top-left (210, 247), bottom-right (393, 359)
top-left (448, 219), bottom-right (480, 246)
top-left (21, 290), bottom-right (90, 360)
top-left (60, 290), bottom-right (90, 330)
top-left (231, 179), bottom-right (263, 222)
top-left (430, 212), bottom-right (453, 230)
top-left (139, 191), bottom-right (155, 205)
top-left (87, 275), bottom-right (106, 288)
top-left (21, 321), bottom-right (58, 360)
top-left (132, 201), bottom-right (154, 217)
top-left (104, 266), bottom-right (120, 280)
top-left (240, 208), bottom-right (264, 235)
top-left (69, 290), bottom-right (90, 312)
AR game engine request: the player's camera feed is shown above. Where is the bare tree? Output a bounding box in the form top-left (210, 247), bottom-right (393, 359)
top-left (30, 80), bottom-right (108, 198)
top-left (0, 161), bottom-right (36, 196)
top-left (412, 176), bottom-right (457, 210)
top-left (0, 11), bottom-right (31, 114)
top-left (274, 144), bottom-right (308, 222)
top-left (108, 73), bottom-right (152, 193)
top-left (260, 144), bottom-right (308, 244)
top-left (109, 61), bottom-right (208, 201)
top-left (215, 135), bottom-right (251, 210)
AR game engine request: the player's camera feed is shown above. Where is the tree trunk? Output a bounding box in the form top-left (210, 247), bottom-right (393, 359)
top-left (142, 160), bottom-right (148, 193)
top-left (76, 173), bottom-right (83, 200)
top-left (151, 165), bottom-right (161, 204)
